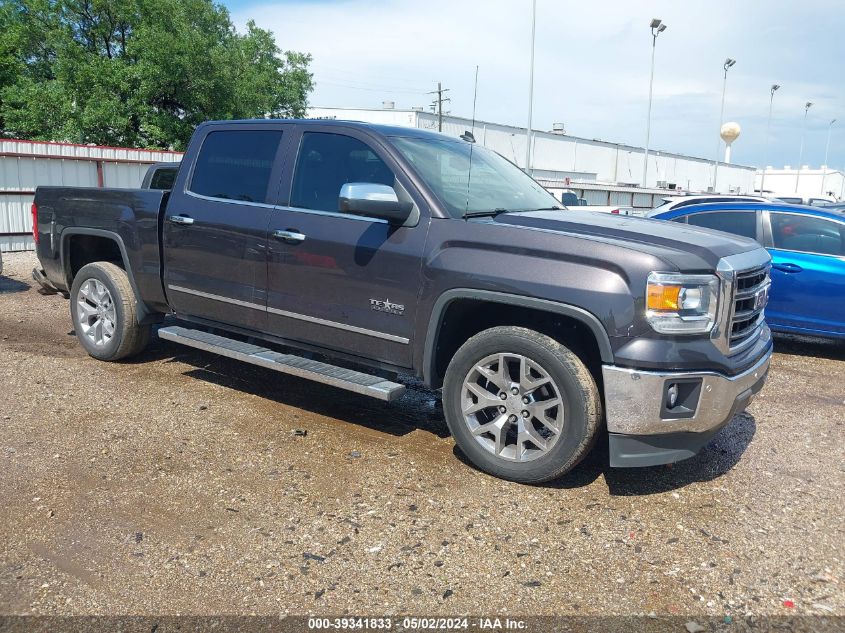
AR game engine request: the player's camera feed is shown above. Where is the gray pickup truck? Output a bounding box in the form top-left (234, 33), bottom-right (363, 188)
top-left (31, 120), bottom-right (773, 483)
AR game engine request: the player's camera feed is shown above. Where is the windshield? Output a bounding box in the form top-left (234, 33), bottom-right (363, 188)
top-left (390, 136), bottom-right (561, 218)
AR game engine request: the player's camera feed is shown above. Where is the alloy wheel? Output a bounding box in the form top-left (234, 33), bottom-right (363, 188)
top-left (76, 278), bottom-right (116, 348)
top-left (460, 352), bottom-right (565, 462)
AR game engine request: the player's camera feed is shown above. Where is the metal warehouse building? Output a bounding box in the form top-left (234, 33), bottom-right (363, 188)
top-left (308, 106), bottom-right (758, 198)
top-left (0, 139), bottom-right (181, 253)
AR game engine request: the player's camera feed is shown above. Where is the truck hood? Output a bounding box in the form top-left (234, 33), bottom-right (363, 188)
top-left (488, 210), bottom-right (760, 271)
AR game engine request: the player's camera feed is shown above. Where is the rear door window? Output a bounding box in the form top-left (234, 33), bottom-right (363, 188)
top-left (686, 211), bottom-right (757, 239)
top-left (189, 130), bottom-right (282, 203)
top-left (771, 213), bottom-right (845, 256)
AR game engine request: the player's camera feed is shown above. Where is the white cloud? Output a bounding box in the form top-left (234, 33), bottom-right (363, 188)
top-left (230, 0), bottom-right (845, 168)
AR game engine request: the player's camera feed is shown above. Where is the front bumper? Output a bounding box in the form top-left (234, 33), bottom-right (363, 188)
top-left (602, 345), bottom-right (772, 467)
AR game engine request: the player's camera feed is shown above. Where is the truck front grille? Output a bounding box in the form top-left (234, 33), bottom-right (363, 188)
top-left (729, 264), bottom-right (770, 352)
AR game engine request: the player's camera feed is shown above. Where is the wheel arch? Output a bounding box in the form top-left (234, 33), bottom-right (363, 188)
top-left (61, 228), bottom-right (150, 323)
top-left (423, 289), bottom-right (614, 388)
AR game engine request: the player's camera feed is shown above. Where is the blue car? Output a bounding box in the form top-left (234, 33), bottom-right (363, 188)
top-left (650, 202), bottom-right (845, 340)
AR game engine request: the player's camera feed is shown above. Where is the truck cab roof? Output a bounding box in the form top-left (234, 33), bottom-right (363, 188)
top-left (200, 118), bottom-right (460, 142)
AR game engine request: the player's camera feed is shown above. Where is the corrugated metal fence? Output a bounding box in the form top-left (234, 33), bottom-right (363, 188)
top-left (0, 139), bottom-right (182, 252)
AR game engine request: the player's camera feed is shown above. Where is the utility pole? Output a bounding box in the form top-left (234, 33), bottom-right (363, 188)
top-left (643, 18), bottom-right (668, 188)
top-left (821, 118), bottom-right (836, 195)
top-left (712, 58), bottom-right (736, 192)
top-left (795, 101), bottom-right (813, 193)
top-left (759, 84), bottom-right (780, 197)
top-left (525, 0), bottom-right (537, 174)
top-left (429, 83), bottom-right (450, 132)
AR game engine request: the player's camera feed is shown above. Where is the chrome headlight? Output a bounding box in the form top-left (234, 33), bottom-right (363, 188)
top-left (646, 272), bottom-right (720, 334)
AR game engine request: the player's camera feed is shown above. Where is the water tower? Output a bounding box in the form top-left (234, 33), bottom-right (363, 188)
top-left (720, 122), bottom-right (741, 163)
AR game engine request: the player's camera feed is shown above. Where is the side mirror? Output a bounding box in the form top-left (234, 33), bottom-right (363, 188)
top-left (338, 183), bottom-right (413, 225)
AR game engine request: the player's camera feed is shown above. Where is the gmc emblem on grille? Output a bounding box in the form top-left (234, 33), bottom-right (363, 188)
top-left (754, 286), bottom-right (769, 311)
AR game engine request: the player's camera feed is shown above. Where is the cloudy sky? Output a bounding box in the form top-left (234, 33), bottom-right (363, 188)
top-left (225, 0), bottom-right (845, 169)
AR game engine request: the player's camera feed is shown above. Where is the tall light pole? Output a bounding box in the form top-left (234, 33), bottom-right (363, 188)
top-left (759, 84), bottom-right (780, 196)
top-left (642, 18), bottom-right (667, 188)
top-left (821, 118), bottom-right (836, 195)
top-left (795, 101), bottom-right (813, 193)
top-left (712, 58), bottom-right (736, 192)
top-left (525, 0), bottom-right (537, 175)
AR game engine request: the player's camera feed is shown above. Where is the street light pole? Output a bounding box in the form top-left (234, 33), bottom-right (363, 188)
top-left (821, 118), bottom-right (836, 195)
top-left (759, 84), bottom-right (780, 197)
top-left (642, 18), bottom-right (667, 188)
top-left (795, 101), bottom-right (813, 193)
top-left (524, 0), bottom-right (537, 175)
top-left (712, 58), bottom-right (736, 192)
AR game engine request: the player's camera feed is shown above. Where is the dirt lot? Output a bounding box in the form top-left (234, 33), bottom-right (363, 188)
top-left (0, 250), bottom-right (843, 619)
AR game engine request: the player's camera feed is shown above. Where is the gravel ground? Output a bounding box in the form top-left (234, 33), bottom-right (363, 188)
top-left (0, 250), bottom-right (843, 619)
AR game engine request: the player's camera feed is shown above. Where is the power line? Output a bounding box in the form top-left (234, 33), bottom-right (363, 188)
top-left (318, 80), bottom-right (427, 95)
top-left (312, 64), bottom-right (431, 89)
top-left (315, 73), bottom-right (429, 94)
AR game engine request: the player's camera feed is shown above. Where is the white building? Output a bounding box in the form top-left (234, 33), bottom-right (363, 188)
top-left (755, 166), bottom-right (844, 203)
top-left (308, 106), bottom-right (758, 196)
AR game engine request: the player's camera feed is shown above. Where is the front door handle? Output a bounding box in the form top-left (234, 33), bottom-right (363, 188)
top-left (168, 214), bottom-right (195, 226)
top-left (772, 262), bottom-right (803, 273)
top-left (273, 229), bottom-right (306, 244)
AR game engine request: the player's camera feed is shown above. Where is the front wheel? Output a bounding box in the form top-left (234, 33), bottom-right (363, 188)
top-left (70, 262), bottom-right (150, 361)
top-left (443, 326), bottom-right (602, 484)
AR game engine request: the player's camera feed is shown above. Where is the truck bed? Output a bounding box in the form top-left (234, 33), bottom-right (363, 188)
top-left (33, 186), bottom-right (171, 313)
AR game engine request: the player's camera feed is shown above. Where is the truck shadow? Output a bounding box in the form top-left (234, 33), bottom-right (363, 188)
top-left (554, 412), bottom-right (756, 495)
top-left (134, 330), bottom-right (755, 491)
top-left (452, 412), bottom-right (757, 494)
top-left (772, 333), bottom-right (845, 362)
top-left (136, 334), bottom-right (450, 439)
top-left (0, 277), bottom-right (30, 294)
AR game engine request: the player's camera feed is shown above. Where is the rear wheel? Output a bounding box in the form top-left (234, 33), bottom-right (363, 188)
top-left (70, 262), bottom-right (150, 361)
top-left (443, 326), bottom-right (602, 483)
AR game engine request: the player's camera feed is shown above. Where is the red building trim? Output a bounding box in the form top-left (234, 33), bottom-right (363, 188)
top-left (0, 137), bottom-right (183, 155)
top-left (0, 151), bottom-right (179, 165)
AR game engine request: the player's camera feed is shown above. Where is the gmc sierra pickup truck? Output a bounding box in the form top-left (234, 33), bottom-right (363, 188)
top-left (31, 119), bottom-right (773, 483)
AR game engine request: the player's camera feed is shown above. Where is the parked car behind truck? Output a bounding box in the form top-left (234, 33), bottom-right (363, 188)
top-left (652, 202), bottom-right (845, 340)
top-left (31, 120), bottom-right (773, 483)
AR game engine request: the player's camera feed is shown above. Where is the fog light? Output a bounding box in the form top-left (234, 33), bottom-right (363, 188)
top-left (666, 383), bottom-right (679, 409)
top-left (660, 379), bottom-right (703, 419)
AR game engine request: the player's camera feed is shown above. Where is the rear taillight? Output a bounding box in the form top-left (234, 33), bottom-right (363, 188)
top-left (611, 208), bottom-right (620, 214)
top-left (31, 202), bottom-right (39, 244)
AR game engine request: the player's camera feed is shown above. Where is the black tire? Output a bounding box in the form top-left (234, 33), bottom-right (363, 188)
top-left (70, 261), bottom-right (150, 361)
top-left (443, 326), bottom-right (602, 484)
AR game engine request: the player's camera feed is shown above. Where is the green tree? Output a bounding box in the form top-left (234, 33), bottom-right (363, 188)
top-left (0, 0), bottom-right (313, 149)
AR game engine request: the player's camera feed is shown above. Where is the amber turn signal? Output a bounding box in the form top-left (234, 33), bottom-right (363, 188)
top-left (647, 284), bottom-right (681, 312)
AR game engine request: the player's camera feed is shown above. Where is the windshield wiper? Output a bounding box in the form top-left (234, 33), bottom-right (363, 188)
top-left (464, 206), bottom-right (564, 218)
top-left (463, 208), bottom-right (511, 218)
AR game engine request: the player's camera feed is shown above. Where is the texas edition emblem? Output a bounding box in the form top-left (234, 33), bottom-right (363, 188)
top-left (370, 298), bottom-right (405, 316)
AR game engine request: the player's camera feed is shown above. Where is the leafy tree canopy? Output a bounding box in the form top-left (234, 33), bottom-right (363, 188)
top-left (0, 0), bottom-right (313, 149)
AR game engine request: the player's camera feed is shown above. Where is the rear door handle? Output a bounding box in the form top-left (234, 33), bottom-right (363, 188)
top-left (273, 229), bottom-right (306, 244)
top-left (772, 262), bottom-right (803, 273)
top-left (168, 214), bottom-right (195, 226)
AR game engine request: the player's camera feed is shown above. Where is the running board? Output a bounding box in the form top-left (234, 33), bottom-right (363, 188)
top-left (158, 325), bottom-right (406, 402)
